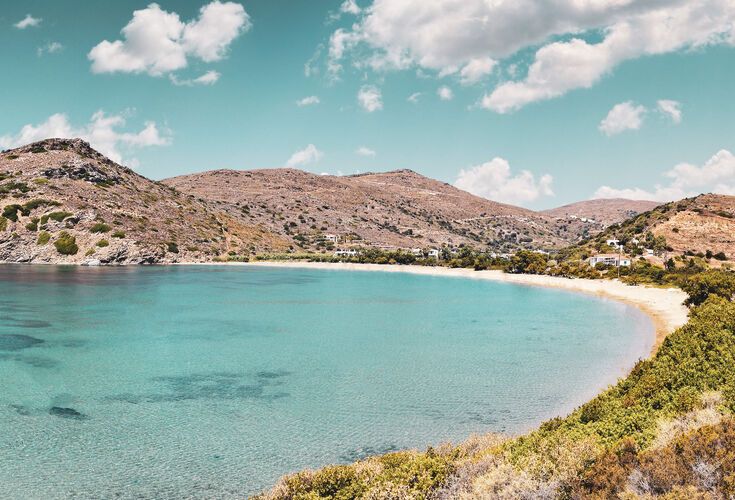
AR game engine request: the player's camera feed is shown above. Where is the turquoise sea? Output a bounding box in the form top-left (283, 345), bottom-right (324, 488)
top-left (0, 265), bottom-right (653, 498)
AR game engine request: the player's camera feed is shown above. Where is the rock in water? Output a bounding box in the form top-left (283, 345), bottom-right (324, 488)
top-left (49, 406), bottom-right (86, 419)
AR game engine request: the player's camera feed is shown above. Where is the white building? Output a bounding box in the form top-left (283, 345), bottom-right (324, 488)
top-left (588, 254), bottom-right (631, 267)
top-left (334, 249), bottom-right (357, 257)
top-left (606, 239), bottom-right (622, 249)
top-left (427, 248), bottom-right (440, 259)
top-left (325, 234), bottom-right (339, 244)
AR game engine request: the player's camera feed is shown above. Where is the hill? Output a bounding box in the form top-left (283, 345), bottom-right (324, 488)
top-left (163, 168), bottom-right (589, 252)
top-left (579, 194), bottom-right (735, 263)
top-left (0, 139), bottom-right (290, 264)
top-left (543, 198), bottom-right (661, 226)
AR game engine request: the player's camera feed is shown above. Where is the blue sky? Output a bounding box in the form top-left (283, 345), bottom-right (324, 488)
top-left (1, 0), bottom-right (734, 209)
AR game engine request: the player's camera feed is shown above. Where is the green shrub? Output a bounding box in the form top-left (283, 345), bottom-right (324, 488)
top-left (25, 217), bottom-right (39, 231)
top-left (0, 216), bottom-right (7, 231)
top-left (111, 230), bottom-right (126, 238)
top-left (167, 241), bottom-right (179, 253)
top-left (90, 222), bottom-right (111, 233)
top-left (32, 178), bottom-right (49, 185)
top-left (30, 145), bottom-right (46, 153)
top-left (2, 204), bottom-right (23, 222)
top-left (54, 231), bottom-right (78, 255)
top-left (22, 199), bottom-right (60, 212)
top-left (42, 211), bottom-right (73, 224)
top-left (96, 239), bottom-right (109, 247)
top-left (36, 231), bottom-right (51, 245)
top-left (682, 270), bottom-right (735, 306)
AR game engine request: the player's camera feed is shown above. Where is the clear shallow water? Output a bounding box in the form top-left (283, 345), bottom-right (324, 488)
top-left (0, 264), bottom-right (653, 498)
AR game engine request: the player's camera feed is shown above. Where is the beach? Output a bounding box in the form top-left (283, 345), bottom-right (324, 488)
top-left (231, 261), bottom-right (689, 352)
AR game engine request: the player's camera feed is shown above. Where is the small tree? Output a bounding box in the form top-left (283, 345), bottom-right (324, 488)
top-left (682, 270), bottom-right (735, 306)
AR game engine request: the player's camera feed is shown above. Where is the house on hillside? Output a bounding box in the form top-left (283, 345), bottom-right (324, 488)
top-left (588, 254), bottom-right (631, 267)
top-left (427, 248), bottom-right (440, 259)
top-left (325, 234), bottom-right (339, 244)
top-left (606, 239), bottom-right (622, 249)
top-left (334, 249), bottom-right (357, 257)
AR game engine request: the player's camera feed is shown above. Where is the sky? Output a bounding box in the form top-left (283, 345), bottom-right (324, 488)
top-left (0, 0), bottom-right (734, 210)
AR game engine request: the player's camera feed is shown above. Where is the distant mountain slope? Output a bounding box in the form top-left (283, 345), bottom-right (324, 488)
top-left (543, 198), bottom-right (661, 226)
top-left (0, 139), bottom-right (290, 264)
top-left (581, 194), bottom-right (735, 262)
top-left (163, 168), bottom-right (589, 252)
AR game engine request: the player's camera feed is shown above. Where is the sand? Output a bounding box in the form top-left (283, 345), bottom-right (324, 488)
top-left (222, 261), bottom-right (690, 353)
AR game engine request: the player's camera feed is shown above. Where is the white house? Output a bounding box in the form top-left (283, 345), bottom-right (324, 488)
top-left (427, 248), bottom-right (440, 259)
top-left (588, 254), bottom-right (631, 267)
top-left (334, 249), bottom-right (357, 257)
top-left (606, 239), bottom-right (622, 249)
top-left (325, 234), bottom-right (339, 244)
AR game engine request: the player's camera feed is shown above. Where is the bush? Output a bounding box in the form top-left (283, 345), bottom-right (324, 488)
top-left (96, 239), bottom-right (109, 247)
top-left (111, 230), bottom-right (126, 238)
top-left (166, 241), bottom-right (179, 253)
top-left (0, 216), bottom-right (7, 231)
top-left (2, 204), bottom-right (23, 222)
top-left (54, 231), bottom-right (78, 255)
top-left (42, 211), bottom-right (73, 224)
top-left (682, 270), bottom-right (735, 306)
top-left (37, 231), bottom-right (50, 245)
top-left (90, 222), bottom-right (111, 233)
top-left (25, 217), bottom-right (39, 231)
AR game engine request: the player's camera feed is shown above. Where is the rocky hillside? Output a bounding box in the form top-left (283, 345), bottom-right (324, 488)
top-left (0, 139), bottom-right (290, 264)
top-left (163, 168), bottom-right (591, 252)
top-left (579, 194), bottom-right (735, 263)
top-left (543, 198), bottom-right (660, 226)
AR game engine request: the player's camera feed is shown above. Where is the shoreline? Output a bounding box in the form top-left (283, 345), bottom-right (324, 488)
top-left (188, 260), bottom-right (689, 353)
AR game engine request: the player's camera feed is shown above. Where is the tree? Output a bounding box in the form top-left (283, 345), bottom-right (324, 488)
top-left (682, 270), bottom-right (735, 306)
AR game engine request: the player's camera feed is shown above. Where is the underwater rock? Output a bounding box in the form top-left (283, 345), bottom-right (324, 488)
top-left (0, 334), bottom-right (44, 351)
top-left (49, 406), bottom-right (86, 419)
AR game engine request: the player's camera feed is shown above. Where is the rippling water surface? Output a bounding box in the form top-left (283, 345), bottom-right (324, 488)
top-left (0, 264), bottom-right (653, 498)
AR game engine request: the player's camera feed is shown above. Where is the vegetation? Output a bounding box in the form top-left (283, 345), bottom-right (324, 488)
top-left (681, 269), bottom-right (735, 306)
top-left (36, 231), bottom-right (50, 245)
top-left (41, 211), bottom-right (73, 224)
top-left (53, 231), bottom-right (78, 255)
top-left (111, 230), bottom-right (126, 239)
top-left (96, 239), bottom-right (109, 247)
top-left (0, 216), bottom-right (7, 232)
top-left (90, 222), bottom-right (111, 233)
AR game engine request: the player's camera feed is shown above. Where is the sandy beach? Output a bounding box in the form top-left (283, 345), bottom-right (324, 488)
top-left (226, 261), bottom-right (690, 352)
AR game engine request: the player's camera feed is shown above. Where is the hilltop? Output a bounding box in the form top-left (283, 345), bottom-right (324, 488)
top-left (0, 139), bottom-right (290, 264)
top-left (543, 198), bottom-right (660, 226)
top-left (163, 168), bottom-right (591, 252)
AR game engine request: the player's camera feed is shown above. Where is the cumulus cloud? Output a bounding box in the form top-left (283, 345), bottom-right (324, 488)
top-left (37, 42), bottom-right (63, 57)
top-left (594, 149), bottom-right (735, 201)
top-left (0, 111), bottom-right (170, 166)
top-left (357, 85), bottom-right (382, 112)
top-left (356, 146), bottom-right (376, 157)
top-left (599, 101), bottom-right (646, 136)
top-left (324, 0), bottom-right (735, 111)
top-left (459, 57), bottom-right (496, 85)
top-left (481, 0), bottom-right (735, 112)
top-left (437, 86), bottom-right (454, 101)
top-left (407, 92), bottom-right (422, 104)
top-left (286, 144), bottom-right (323, 167)
top-left (454, 157), bottom-right (554, 206)
top-left (657, 99), bottom-right (683, 124)
top-left (169, 70), bottom-right (220, 86)
top-left (15, 14), bottom-right (41, 29)
top-left (88, 1), bottom-right (249, 79)
top-left (296, 95), bottom-right (320, 107)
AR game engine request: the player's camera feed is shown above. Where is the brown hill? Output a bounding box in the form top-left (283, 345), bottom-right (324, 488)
top-left (583, 194), bottom-right (735, 263)
top-left (0, 139), bottom-right (290, 264)
top-left (543, 198), bottom-right (661, 226)
top-left (163, 168), bottom-right (588, 252)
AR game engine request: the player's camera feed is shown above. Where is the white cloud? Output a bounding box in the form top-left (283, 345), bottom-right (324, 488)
top-left (481, 0), bottom-right (735, 112)
top-left (657, 99), bottom-right (683, 124)
top-left (339, 0), bottom-right (361, 15)
top-left (37, 42), bottom-right (63, 57)
top-left (88, 1), bottom-right (249, 78)
top-left (357, 85), bottom-right (382, 112)
top-left (169, 70), bottom-right (220, 86)
top-left (325, 0), bottom-right (735, 111)
top-left (599, 101), bottom-right (646, 136)
top-left (454, 157), bottom-right (554, 206)
top-left (0, 111), bottom-right (170, 166)
top-left (407, 92), bottom-right (422, 103)
top-left (437, 86), bottom-right (454, 101)
top-left (356, 146), bottom-right (376, 157)
top-left (594, 149), bottom-right (735, 201)
top-left (459, 57), bottom-right (496, 85)
top-left (15, 14), bottom-right (41, 29)
top-left (286, 144), bottom-right (323, 167)
top-left (296, 95), bottom-right (320, 107)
